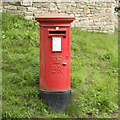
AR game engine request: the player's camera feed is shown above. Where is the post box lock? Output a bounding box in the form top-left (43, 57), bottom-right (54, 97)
top-left (62, 62), bottom-right (67, 66)
top-left (56, 26), bottom-right (59, 30)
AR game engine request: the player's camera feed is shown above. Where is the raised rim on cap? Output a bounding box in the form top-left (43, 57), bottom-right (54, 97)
top-left (35, 13), bottom-right (75, 22)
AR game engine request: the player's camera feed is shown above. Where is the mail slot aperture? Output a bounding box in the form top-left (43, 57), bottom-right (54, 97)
top-left (48, 30), bottom-right (66, 37)
top-left (49, 31), bottom-right (66, 35)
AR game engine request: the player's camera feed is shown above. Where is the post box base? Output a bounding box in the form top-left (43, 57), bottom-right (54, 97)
top-left (39, 90), bottom-right (71, 112)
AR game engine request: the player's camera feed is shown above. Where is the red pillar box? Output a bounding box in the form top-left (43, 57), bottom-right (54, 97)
top-left (35, 14), bottom-right (75, 112)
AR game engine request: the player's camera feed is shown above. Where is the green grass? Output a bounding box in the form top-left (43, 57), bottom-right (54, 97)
top-left (2, 12), bottom-right (118, 118)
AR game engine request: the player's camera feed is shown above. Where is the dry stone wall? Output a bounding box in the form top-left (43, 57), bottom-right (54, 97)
top-left (2, 0), bottom-right (118, 33)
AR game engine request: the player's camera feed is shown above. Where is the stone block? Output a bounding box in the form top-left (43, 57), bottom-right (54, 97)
top-left (0, 6), bottom-right (2, 13)
top-left (75, 14), bottom-right (80, 17)
top-left (42, 3), bottom-right (49, 8)
top-left (93, 15), bottom-right (99, 20)
top-left (3, 6), bottom-right (9, 9)
top-left (71, 3), bottom-right (76, 7)
top-left (33, 12), bottom-right (43, 17)
top-left (9, 5), bottom-right (17, 10)
top-left (2, 2), bottom-right (9, 6)
top-left (77, 9), bottom-right (83, 13)
top-left (22, 2), bottom-right (32, 7)
top-left (22, 0), bottom-right (32, 7)
top-left (17, 6), bottom-right (26, 11)
top-left (104, 25), bottom-right (114, 31)
top-left (106, 2), bottom-right (112, 8)
top-left (49, 3), bottom-right (57, 12)
top-left (83, 6), bottom-right (90, 15)
top-left (15, 11), bottom-right (24, 16)
top-left (76, 3), bottom-right (82, 8)
top-left (25, 12), bottom-right (33, 16)
top-left (60, 9), bottom-right (66, 13)
top-left (69, 13), bottom-right (75, 17)
top-left (6, 9), bottom-right (15, 14)
top-left (27, 7), bottom-right (37, 12)
top-left (69, 6), bottom-right (78, 13)
top-left (57, 3), bottom-right (67, 9)
top-left (9, 2), bottom-right (16, 5)
top-left (65, 9), bottom-right (71, 14)
top-left (33, 2), bottom-right (42, 8)
top-left (101, 3), bottom-right (107, 7)
top-left (90, 8), bottom-right (98, 13)
top-left (15, 2), bottom-right (22, 6)
top-left (38, 7), bottom-right (47, 11)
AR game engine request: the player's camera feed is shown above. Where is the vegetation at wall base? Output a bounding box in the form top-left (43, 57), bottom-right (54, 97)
top-left (2, 12), bottom-right (118, 118)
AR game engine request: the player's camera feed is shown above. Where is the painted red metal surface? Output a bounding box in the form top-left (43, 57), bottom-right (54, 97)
top-left (35, 14), bottom-right (75, 91)
top-left (35, 14), bottom-right (75, 22)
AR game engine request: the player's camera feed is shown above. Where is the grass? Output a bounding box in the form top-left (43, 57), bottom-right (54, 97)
top-left (2, 12), bottom-right (118, 118)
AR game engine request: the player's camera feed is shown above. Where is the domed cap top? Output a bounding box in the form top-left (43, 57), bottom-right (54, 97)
top-left (35, 14), bottom-right (75, 22)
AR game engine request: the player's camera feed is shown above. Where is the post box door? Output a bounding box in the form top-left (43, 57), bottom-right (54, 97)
top-left (40, 26), bottom-right (71, 91)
